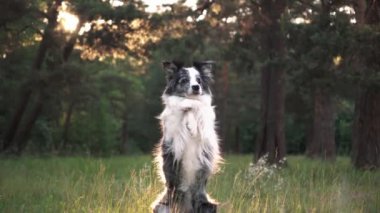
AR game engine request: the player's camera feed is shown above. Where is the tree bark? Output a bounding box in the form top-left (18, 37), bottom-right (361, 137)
top-left (306, 85), bottom-right (336, 160)
top-left (256, 60), bottom-right (286, 164)
top-left (352, 86), bottom-right (380, 169)
top-left (351, 0), bottom-right (380, 169)
top-left (1, 0), bottom-right (62, 153)
top-left (255, 0), bottom-right (287, 164)
top-left (2, 89), bottom-right (32, 150)
top-left (303, 0), bottom-right (337, 161)
top-left (13, 91), bottom-right (45, 154)
top-left (61, 102), bottom-right (75, 150)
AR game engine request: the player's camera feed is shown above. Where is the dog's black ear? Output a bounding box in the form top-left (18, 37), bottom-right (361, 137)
top-left (193, 61), bottom-right (215, 80)
top-left (162, 61), bottom-right (183, 79)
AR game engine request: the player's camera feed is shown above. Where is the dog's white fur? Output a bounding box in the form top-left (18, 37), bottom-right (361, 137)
top-left (152, 64), bottom-right (220, 212)
top-left (158, 92), bottom-right (220, 190)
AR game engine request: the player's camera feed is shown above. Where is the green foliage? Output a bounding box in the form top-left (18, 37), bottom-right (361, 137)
top-left (70, 97), bottom-right (120, 155)
top-left (29, 119), bottom-right (59, 153)
top-left (285, 116), bottom-right (307, 154)
top-left (0, 155), bottom-right (379, 212)
top-left (0, 0), bottom-right (42, 54)
top-left (1, 0), bottom-right (379, 156)
top-left (335, 100), bottom-right (354, 155)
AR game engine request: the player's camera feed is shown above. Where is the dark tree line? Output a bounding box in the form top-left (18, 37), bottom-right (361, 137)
top-left (0, 0), bottom-right (379, 169)
top-left (242, 0), bottom-right (379, 169)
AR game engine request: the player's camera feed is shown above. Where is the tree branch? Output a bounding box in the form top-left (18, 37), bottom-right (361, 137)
top-left (249, 0), bottom-right (262, 9)
top-left (196, 0), bottom-right (215, 12)
top-left (296, 0), bottom-right (320, 11)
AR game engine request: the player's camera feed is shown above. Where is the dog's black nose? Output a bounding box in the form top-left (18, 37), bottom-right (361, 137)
top-left (192, 85), bottom-right (200, 91)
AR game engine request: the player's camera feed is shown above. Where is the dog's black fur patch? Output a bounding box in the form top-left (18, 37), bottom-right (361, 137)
top-left (163, 61), bottom-right (212, 97)
top-left (162, 140), bottom-right (182, 189)
top-left (153, 60), bottom-right (218, 213)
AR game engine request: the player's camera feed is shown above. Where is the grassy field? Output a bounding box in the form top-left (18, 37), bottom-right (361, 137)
top-left (0, 155), bottom-right (379, 213)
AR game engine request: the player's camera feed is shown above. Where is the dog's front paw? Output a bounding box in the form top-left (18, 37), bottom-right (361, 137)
top-left (184, 112), bottom-right (198, 136)
top-left (179, 99), bottom-right (201, 111)
top-left (186, 122), bottom-right (197, 137)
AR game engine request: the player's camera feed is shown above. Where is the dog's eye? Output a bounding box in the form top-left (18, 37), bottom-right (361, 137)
top-left (196, 77), bottom-right (201, 84)
top-left (179, 79), bottom-right (189, 84)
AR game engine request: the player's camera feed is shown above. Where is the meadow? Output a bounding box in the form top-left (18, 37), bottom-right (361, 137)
top-left (0, 155), bottom-right (379, 213)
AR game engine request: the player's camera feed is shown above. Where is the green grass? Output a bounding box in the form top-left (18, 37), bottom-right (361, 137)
top-left (0, 155), bottom-right (379, 212)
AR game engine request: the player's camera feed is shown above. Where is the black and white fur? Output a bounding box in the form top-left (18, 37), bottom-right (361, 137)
top-left (152, 61), bottom-right (221, 213)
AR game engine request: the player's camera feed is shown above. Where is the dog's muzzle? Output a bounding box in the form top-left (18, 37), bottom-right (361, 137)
top-left (192, 85), bottom-right (200, 94)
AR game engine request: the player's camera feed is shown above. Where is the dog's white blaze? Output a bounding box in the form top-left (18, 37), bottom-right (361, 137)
top-left (159, 93), bottom-right (220, 190)
top-left (185, 67), bottom-right (202, 95)
top-left (186, 67), bottom-right (199, 86)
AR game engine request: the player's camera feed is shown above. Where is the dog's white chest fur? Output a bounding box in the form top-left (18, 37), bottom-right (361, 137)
top-left (159, 94), bottom-right (219, 189)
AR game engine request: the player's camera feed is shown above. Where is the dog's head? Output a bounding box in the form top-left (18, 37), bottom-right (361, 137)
top-left (163, 61), bottom-right (214, 97)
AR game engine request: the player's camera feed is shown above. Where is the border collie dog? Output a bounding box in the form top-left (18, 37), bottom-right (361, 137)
top-left (152, 61), bottom-right (221, 213)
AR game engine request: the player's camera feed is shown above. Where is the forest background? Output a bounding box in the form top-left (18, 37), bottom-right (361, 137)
top-left (0, 0), bottom-right (379, 170)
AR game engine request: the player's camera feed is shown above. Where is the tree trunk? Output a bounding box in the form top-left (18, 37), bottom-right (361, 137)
top-left (255, 61), bottom-right (286, 164)
top-left (13, 91), bottom-right (45, 154)
top-left (61, 102), bottom-right (75, 150)
top-left (351, 0), bottom-right (380, 169)
top-left (2, 89), bottom-right (32, 150)
top-left (2, 0), bottom-right (84, 154)
top-left (254, 0), bottom-right (287, 164)
top-left (63, 19), bottom-right (85, 62)
top-left (352, 86), bottom-right (380, 169)
top-left (304, 1), bottom-right (337, 161)
top-left (306, 85), bottom-right (336, 160)
top-left (1, 0), bottom-right (62, 153)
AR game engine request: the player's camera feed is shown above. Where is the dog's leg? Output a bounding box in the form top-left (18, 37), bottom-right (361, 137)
top-left (191, 168), bottom-right (217, 213)
top-left (168, 189), bottom-right (193, 213)
top-left (152, 188), bottom-right (170, 213)
top-left (155, 141), bottom-right (183, 212)
top-left (193, 190), bottom-right (217, 213)
top-left (161, 144), bottom-right (193, 213)
top-left (198, 202), bottom-right (217, 213)
top-left (161, 141), bottom-right (181, 189)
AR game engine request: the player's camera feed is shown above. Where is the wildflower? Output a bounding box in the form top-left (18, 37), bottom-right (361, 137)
top-left (244, 154), bottom-right (284, 193)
